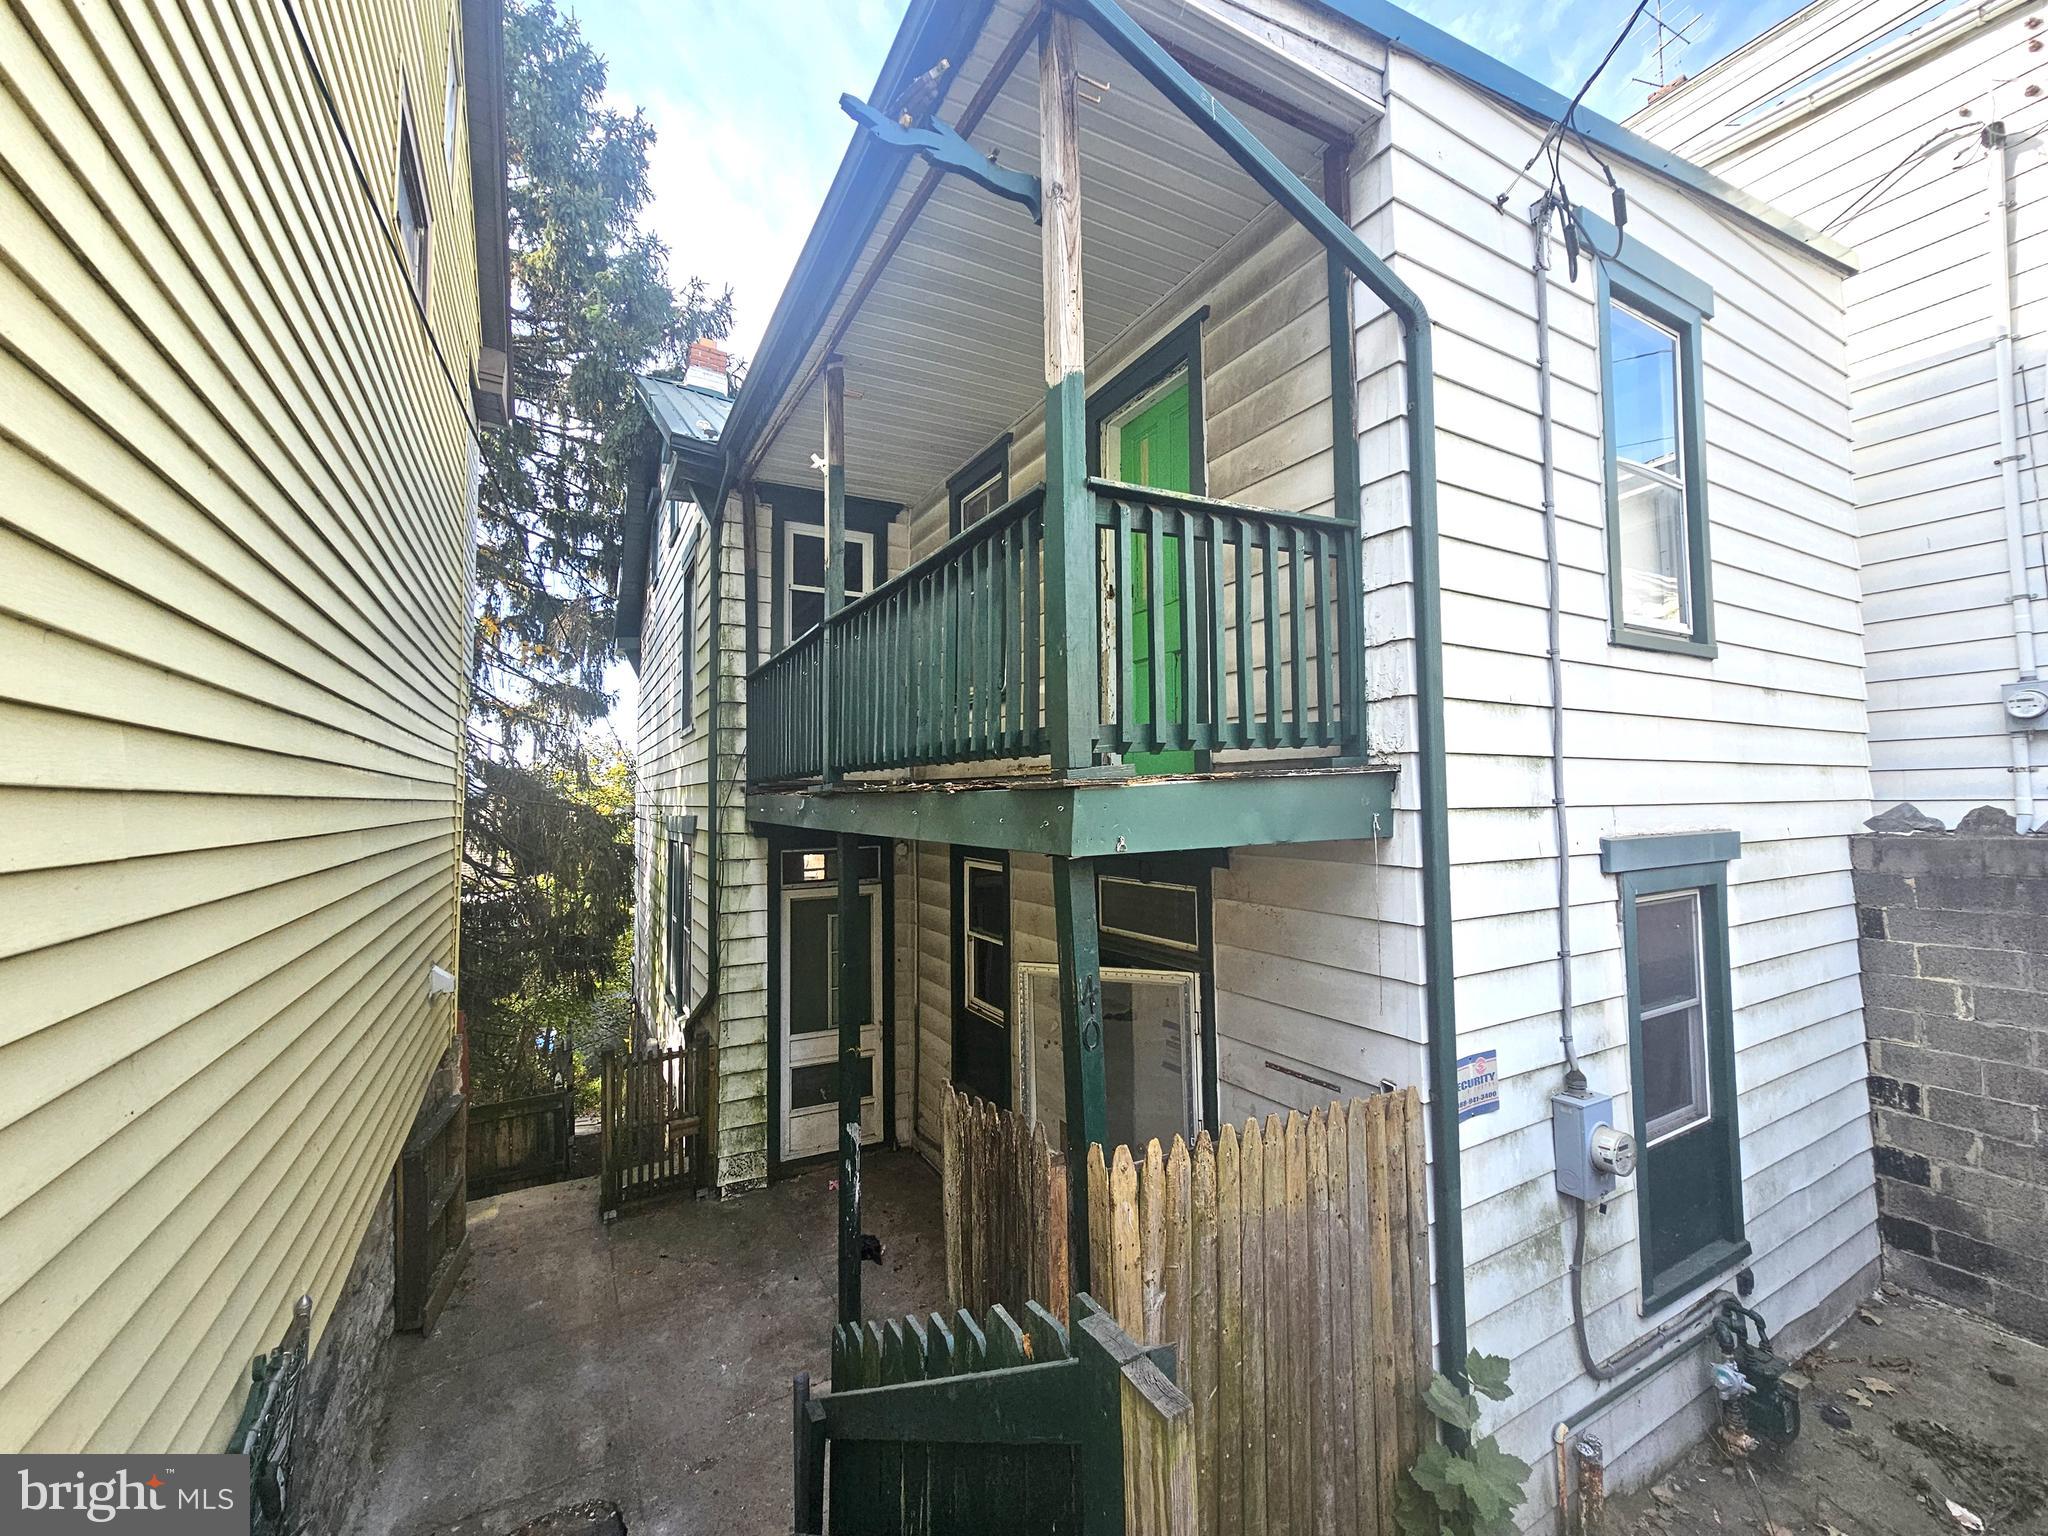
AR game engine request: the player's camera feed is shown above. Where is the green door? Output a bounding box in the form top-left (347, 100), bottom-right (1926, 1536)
top-left (1110, 374), bottom-right (1196, 775)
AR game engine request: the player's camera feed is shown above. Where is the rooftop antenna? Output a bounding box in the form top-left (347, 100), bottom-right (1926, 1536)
top-left (1630, 0), bottom-right (1701, 91)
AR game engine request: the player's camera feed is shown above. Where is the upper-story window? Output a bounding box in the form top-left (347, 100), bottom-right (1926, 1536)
top-left (443, 28), bottom-right (463, 177)
top-left (948, 436), bottom-right (1011, 536)
top-left (785, 522), bottom-right (874, 640)
top-left (1587, 210), bottom-right (1716, 657)
top-left (396, 100), bottom-right (431, 308)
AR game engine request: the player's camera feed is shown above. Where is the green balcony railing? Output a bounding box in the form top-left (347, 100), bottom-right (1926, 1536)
top-left (745, 481), bottom-right (1363, 784)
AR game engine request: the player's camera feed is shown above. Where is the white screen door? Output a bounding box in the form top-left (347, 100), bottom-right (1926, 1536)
top-left (1016, 964), bottom-right (1201, 1152)
top-left (781, 886), bottom-right (884, 1161)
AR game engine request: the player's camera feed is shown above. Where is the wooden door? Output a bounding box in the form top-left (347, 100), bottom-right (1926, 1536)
top-left (1107, 372), bottom-right (1196, 774)
top-left (782, 885), bottom-right (885, 1161)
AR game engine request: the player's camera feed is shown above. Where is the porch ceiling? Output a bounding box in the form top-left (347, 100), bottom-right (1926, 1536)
top-left (746, 0), bottom-right (1380, 509)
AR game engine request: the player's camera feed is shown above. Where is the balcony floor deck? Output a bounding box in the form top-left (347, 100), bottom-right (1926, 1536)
top-left (745, 761), bottom-right (1397, 856)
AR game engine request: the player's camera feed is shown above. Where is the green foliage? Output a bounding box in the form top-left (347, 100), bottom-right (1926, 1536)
top-left (462, 3), bottom-right (728, 1104)
top-left (1395, 1351), bottom-right (1533, 1536)
top-left (472, 0), bottom-right (731, 756)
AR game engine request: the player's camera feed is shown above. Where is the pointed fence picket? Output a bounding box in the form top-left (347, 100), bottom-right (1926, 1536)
top-left (942, 1084), bottom-right (1433, 1536)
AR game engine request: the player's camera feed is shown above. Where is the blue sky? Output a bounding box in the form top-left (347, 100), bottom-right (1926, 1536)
top-left (576, 0), bottom-right (1803, 744)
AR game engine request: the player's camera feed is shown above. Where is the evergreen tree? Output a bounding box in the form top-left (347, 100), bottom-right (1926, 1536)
top-left (462, 0), bottom-right (730, 1081)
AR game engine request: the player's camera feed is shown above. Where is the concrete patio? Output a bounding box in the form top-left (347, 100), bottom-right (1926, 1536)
top-left (353, 1153), bottom-right (946, 1536)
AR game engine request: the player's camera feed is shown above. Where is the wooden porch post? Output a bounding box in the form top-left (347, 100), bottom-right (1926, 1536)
top-left (1039, 10), bottom-right (1097, 776)
top-left (1053, 855), bottom-right (1106, 1292)
top-left (821, 355), bottom-right (846, 786)
top-left (824, 355), bottom-right (866, 1324)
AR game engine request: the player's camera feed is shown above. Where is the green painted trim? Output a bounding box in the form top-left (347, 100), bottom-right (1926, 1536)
top-left (1596, 245), bottom-right (1718, 657)
top-left (1600, 829), bottom-right (1740, 873)
top-left (747, 768), bottom-right (1395, 857)
top-left (1054, 856), bottom-right (1107, 1287)
top-left (1061, 0), bottom-right (1467, 1386)
top-left (1085, 306), bottom-right (1210, 495)
top-left (1576, 207), bottom-right (1715, 319)
top-left (667, 814), bottom-right (698, 837)
top-left (1616, 858), bottom-right (1747, 1314)
top-left (947, 433), bottom-right (1013, 536)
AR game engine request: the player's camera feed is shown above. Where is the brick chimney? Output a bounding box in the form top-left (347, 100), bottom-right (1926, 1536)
top-left (684, 339), bottom-right (731, 395)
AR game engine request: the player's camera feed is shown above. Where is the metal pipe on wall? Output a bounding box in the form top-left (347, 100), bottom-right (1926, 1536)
top-left (1986, 121), bottom-right (2040, 828)
top-left (1529, 197), bottom-right (1582, 1091)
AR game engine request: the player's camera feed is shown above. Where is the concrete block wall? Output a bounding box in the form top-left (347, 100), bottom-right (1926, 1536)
top-left (1852, 832), bottom-right (2048, 1343)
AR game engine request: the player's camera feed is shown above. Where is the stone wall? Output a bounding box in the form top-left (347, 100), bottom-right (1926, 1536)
top-left (294, 1181), bottom-right (396, 1535)
top-left (1852, 829), bottom-right (2048, 1342)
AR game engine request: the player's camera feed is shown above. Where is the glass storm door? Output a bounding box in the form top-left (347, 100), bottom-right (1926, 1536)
top-left (1016, 964), bottom-right (1202, 1152)
top-left (1105, 372), bottom-right (1197, 775)
top-left (781, 886), bottom-right (884, 1161)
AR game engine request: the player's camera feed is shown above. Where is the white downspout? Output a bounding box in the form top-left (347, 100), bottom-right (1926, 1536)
top-left (1987, 122), bottom-right (2039, 829)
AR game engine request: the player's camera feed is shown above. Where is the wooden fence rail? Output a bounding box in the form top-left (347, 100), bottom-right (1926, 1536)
top-left (942, 1089), bottom-right (1070, 1326)
top-left (942, 1084), bottom-right (1433, 1536)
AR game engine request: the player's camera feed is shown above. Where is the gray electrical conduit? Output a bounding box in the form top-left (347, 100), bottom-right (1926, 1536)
top-left (1529, 200), bottom-right (1737, 1533)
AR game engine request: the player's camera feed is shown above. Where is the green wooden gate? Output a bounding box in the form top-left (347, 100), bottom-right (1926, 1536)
top-left (793, 1294), bottom-right (1192, 1535)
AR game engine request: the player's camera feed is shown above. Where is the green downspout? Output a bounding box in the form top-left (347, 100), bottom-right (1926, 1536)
top-left (1064, 0), bottom-right (1467, 1386)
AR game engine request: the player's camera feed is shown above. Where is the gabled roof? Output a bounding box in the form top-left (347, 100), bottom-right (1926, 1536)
top-left (637, 373), bottom-right (735, 453)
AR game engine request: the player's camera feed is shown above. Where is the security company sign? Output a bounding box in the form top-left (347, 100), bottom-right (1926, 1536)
top-left (3, 1455), bottom-right (248, 1533)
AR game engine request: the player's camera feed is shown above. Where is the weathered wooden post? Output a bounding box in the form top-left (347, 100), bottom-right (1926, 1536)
top-left (824, 354), bottom-right (867, 1325)
top-left (1040, 11), bottom-right (1111, 1297)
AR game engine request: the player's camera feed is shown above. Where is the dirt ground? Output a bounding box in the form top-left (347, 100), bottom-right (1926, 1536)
top-left (1607, 1287), bottom-right (2048, 1536)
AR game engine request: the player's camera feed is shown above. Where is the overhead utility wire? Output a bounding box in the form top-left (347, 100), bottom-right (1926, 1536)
top-left (1496, 0), bottom-right (1651, 280)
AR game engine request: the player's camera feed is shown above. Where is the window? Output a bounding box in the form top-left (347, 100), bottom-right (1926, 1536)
top-left (1604, 830), bottom-right (1746, 1311)
top-left (666, 832), bottom-right (693, 1011)
top-left (677, 531), bottom-right (696, 735)
top-left (396, 100), bottom-right (431, 308)
top-left (784, 521), bottom-right (874, 641)
top-left (961, 859), bottom-right (1009, 1023)
top-left (442, 30), bottom-right (462, 177)
top-left (951, 849), bottom-right (1011, 1107)
top-left (1587, 209), bottom-right (1715, 655)
top-left (1099, 876), bottom-right (1200, 956)
top-left (1636, 891), bottom-right (1710, 1144)
top-left (948, 436), bottom-right (1011, 536)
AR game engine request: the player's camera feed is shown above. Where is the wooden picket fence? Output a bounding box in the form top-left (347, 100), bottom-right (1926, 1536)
top-left (941, 1088), bottom-right (1070, 1325)
top-left (941, 1084), bottom-right (1434, 1536)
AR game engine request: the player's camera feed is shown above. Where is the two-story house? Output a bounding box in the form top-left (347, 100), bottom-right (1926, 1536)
top-left (622, 0), bottom-right (1880, 1513)
top-left (0, 0), bottom-right (509, 1521)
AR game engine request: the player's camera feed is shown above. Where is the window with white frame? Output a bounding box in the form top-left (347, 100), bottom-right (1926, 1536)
top-left (784, 522), bottom-right (874, 641)
top-left (1609, 301), bottom-right (1691, 636)
top-left (1634, 889), bottom-right (1711, 1144)
top-left (396, 101), bottom-right (431, 307)
top-left (961, 858), bottom-right (1009, 1023)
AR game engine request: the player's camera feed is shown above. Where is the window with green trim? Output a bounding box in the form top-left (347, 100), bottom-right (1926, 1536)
top-left (1604, 831), bottom-right (1747, 1311)
top-left (1587, 210), bottom-right (1716, 656)
top-left (949, 436), bottom-right (1011, 536)
top-left (677, 527), bottom-right (697, 736)
top-left (666, 834), bottom-right (692, 1011)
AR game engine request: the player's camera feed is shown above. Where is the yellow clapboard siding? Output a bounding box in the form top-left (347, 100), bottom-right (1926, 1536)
top-left (0, 846), bottom-right (453, 1129)
top-left (0, 0), bottom-right (480, 1457)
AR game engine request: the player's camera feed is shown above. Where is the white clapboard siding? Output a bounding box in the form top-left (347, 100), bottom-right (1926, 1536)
top-left (0, 0), bottom-right (481, 1454)
top-left (1631, 0), bottom-right (2048, 826)
top-left (1384, 54), bottom-right (1875, 1506)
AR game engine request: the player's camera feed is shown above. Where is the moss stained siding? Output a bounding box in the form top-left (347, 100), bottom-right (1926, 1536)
top-left (0, 0), bottom-right (490, 1452)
